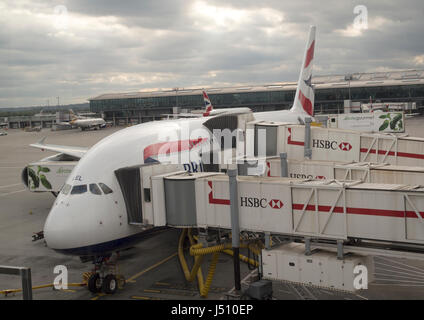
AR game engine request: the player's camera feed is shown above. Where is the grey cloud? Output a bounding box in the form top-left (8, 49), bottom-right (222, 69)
top-left (0, 0), bottom-right (423, 107)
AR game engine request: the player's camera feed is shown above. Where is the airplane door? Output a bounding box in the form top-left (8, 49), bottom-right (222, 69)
top-left (115, 167), bottom-right (143, 224)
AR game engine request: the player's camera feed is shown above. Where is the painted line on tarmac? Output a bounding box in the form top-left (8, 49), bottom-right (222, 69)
top-left (90, 253), bottom-right (177, 301)
top-left (0, 189), bottom-right (26, 197)
top-left (376, 256), bottom-right (424, 275)
top-left (90, 293), bottom-right (106, 301)
top-left (372, 283), bottom-right (424, 287)
top-left (374, 261), bottom-right (424, 277)
top-left (127, 252), bottom-right (177, 283)
top-left (0, 183), bottom-right (21, 189)
top-left (131, 295), bottom-right (161, 300)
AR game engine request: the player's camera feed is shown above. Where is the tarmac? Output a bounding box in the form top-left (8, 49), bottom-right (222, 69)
top-left (1, 118), bottom-right (424, 300)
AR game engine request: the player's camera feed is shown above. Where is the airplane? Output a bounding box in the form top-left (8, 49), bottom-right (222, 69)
top-left (161, 90), bottom-right (251, 119)
top-left (31, 26), bottom-right (316, 293)
top-left (198, 91), bottom-right (251, 117)
top-left (69, 109), bottom-right (106, 131)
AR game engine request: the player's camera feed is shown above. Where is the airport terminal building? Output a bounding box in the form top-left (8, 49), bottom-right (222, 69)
top-left (89, 69), bottom-right (424, 125)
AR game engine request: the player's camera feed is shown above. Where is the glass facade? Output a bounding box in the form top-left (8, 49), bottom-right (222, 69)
top-left (90, 83), bottom-right (424, 120)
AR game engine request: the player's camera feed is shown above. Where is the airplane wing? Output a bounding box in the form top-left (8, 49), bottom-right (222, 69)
top-left (30, 137), bottom-right (88, 159)
top-left (208, 108), bottom-right (251, 116)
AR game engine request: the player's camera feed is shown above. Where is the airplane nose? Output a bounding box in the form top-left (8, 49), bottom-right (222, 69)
top-left (43, 206), bottom-right (75, 251)
top-left (43, 196), bottom-right (118, 256)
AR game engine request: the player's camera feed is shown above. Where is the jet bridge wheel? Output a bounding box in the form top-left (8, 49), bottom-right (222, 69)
top-left (102, 274), bottom-right (118, 294)
top-left (87, 273), bottom-right (102, 293)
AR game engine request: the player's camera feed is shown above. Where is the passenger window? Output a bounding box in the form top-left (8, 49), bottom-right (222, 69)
top-left (61, 184), bottom-right (72, 195)
top-left (89, 183), bottom-right (102, 195)
top-left (99, 183), bottom-right (113, 194)
top-left (71, 184), bottom-right (87, 195)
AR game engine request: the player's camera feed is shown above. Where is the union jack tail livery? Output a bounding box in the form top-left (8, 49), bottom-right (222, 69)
top-left (290, 25), bottom-right (316, 117)
top-left (202, 91), bottom-right (213, 116)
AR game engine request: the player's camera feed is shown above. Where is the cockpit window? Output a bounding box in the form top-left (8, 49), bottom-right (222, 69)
top-left (61, 184), bottom-right (72, 195)
top-left (71, 184), bottom-right (87, 195)
top-left (89, 183), bottom-right (102, 195)
top-left (99, 183), bottom-right (113, 194)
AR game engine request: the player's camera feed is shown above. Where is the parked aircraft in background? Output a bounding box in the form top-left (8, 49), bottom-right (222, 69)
top-left (69, 110), bottom-right (106, 131)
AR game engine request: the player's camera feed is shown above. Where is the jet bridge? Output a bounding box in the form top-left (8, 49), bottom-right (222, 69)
top-left (120, 162), bottom-right (424, 291)
top-left (149, 173), bottom-right (424, 245)
top-left (247, 121), bottom-right (424, 166)
top-left (239, 157), bottom-right (424, 185)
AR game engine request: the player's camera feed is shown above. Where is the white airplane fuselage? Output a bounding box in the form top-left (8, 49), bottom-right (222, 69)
top-left (71, 118), bottom-right (106, 129)
top-left (43, 25), bottom-right (316, 257)
top-left (43, 109), bottom-right (309, 256)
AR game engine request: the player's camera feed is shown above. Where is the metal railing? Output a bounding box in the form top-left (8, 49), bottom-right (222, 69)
top-left (0, 266), bottom-right (32, 300)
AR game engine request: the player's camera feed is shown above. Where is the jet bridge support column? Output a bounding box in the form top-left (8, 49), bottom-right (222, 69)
top-left (280, 152), bottom-right (288, 177)
top-left (337, 240), bottom-right (344, 260)
top-left (228, 169), bottom-right (241, 292)
top-left (304, 117), bottom-right (312, 159)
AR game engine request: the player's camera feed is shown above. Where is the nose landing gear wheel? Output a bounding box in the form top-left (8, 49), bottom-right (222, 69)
top-left (102, 274), bottom-right (118, 294)
top-left (87, 273), bottom-right (102, 293)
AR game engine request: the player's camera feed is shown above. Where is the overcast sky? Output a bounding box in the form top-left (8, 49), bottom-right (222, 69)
top-left (1, 0), bottom-right (423, 108)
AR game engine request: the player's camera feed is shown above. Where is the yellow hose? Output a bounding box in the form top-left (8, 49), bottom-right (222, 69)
top-left (200, 252), bottom-right (219, 297)
top-left (186, 229), bottom-right (205, 287)
top-left (177, 229), bottom-right (263, 298)
top-left (0, 282), bottom-right (86, 296)
top-left (222, 249), bottom-right (259, 267)
top-left (190, 242), bottom-right (232, 255)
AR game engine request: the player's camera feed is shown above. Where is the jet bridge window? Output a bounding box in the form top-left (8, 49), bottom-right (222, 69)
top-left (89, 183), bottom-right (102, 195)
top-left (99, 183), bottom-right (113, 194)
top-left (61, 184), bottom-right (72, 195)
top-left (71, 184), bottom-right (87, 195)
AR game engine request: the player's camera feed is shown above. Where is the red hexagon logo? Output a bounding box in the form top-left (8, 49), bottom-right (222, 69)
top-left (338, 142), bottom-right (352, 151)
top-left (269, 199), bottom-right (284, 209)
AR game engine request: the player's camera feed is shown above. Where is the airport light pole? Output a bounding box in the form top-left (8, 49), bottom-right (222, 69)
top-left (345, 74), bottom-right (353, 101)
top-left (228, 169), bottom-right (241, 292)
top-left (174, 87), bottom-right (179, 109)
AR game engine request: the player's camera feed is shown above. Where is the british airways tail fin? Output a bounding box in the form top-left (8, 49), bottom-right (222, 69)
top-left (69, 109), bottom-right (78, 121)
top-left (202, 91), bottom-right (213, 116)
top-left (290, 25), bottom-right (316, 117)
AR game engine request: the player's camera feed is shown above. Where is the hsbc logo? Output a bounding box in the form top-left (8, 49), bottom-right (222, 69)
top-left (339, 142), bottom-right (352, 151)
top-left (269, 199), bottom-right (284, 209)
top-left (240, 197), bottom-right (284, 210)
top-left (290, 173), bottom-right (327, 179)
top-left (312, 139), bottom-right (352, 152)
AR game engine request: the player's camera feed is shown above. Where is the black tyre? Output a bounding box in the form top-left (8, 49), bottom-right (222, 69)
top-left (102, 274), bottom-right (118, 294)
top-left (87, 273), bottom-right (102, 293)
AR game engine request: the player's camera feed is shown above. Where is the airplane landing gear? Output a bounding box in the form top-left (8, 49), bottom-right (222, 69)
top-left (87, 273), bottom-right (102, 293)
top-left (85, 253), bottom-right (125, 294)
top-left (102, 274), bottom-right (118, 294)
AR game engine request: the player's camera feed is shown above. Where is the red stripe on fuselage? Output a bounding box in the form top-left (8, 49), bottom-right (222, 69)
top-left (143, 138), bottom-right (207, 161)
